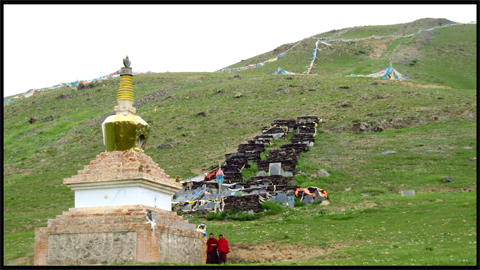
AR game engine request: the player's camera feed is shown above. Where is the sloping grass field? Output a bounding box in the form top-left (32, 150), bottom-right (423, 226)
top-left (3, 18), bottom-right (477, 266)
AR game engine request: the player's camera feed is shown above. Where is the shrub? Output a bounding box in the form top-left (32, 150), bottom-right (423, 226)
top-left (294, 196), bottom-right (305, 207)
top-left (241, 162), bottom-right (258, 181)
top-left (229, 211), bottom-right (257, 221)
top-left (205, 211), bottom-right (228, 221)
top-left (260, 201), bottom-right (284, 215)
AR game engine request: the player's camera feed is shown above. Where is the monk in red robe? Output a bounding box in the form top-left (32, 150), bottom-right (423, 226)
top-left (206, 233), bottom-right (218, 264)
top-left (217, 234), bottom-right (230, 264)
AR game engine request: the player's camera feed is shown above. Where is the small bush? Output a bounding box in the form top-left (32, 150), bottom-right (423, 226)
top-left (229, 211), bottom-right (257, 221)
top-left (241, 162), bottom-right (258, 181)
top-left (206, 211), bottom-right (227, 221)
top-left (205, 213), bottom-right (217, 220)
top-left (409, 59), bottom-right (419, 67)
top-left (294, 174), bottom-right (308, 185)
top-left (294, 196), bottom-right (305, 207)
top-left (260, 201), bottom-right (284, 215)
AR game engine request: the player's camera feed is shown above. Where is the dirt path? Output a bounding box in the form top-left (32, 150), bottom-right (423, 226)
top-left (228, 242), bottom-right (343, 263)
top-left (376, 79), bottom-right (453, 89)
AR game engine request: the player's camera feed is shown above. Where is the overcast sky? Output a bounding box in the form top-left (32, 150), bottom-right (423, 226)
top-left (3, 4), bottom-right (476, 97)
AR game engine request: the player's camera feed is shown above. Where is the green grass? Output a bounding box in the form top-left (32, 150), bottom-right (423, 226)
top-left (3, 17), bottom-right (476, 266)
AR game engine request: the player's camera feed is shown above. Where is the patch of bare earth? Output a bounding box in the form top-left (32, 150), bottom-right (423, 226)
top-left (376, 79), bottom-right (452, 89)
top-left (365, 38), bottom-right (392, 59)
top-left (419, 185), bottom-right (476, 193)
top-left (325, 109), bottom-right (476, 135)
top-left (228, 242), bottom-right (342, 263)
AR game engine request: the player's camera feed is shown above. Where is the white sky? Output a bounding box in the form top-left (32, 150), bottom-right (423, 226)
top-left (3, 4), bottom-right (476, 98)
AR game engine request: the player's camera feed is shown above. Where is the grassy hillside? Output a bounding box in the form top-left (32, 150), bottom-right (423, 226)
top-left (3, 18), bottom-right (477, 266)
top-left (221, 18), bottom-right (476, 90)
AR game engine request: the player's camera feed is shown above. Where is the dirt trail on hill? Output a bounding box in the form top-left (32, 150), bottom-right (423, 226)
top-left (228, 242), bottom-right (343, 263)
top-left (376, 80), bottom-right (453, 89)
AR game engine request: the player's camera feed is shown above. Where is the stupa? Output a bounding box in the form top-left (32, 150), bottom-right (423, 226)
top-left (34, 57), bottom-right (207, 265)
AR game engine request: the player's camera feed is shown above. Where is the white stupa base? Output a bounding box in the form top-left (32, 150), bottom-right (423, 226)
top-left (69, 179), bottom-right (178, 211)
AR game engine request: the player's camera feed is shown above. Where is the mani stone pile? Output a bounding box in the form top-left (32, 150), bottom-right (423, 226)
top-left (171, 115), bottom-right (321, 215)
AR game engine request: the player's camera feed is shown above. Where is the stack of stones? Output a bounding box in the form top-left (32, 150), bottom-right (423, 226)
top-left (297, 122), bottom-right (317, 135)
top-left (280, 143), bottom-right (310, 153)
top-left (291, 133), bottom-right (315, 146)
top-left (236, 142), bottom-right (264, 163)
top-left (252, 134), bottom-right (273, 145)
top-left (257, 159), bottom-right (296, 176)
top-left (172, 116), bottom-right (322, 215)
top-left (297, 115), bottom-right (320, 124)
top-left (272, 119), bottom-right (297, 132)
top-left (223, 195), bottom-right (262, 213)
top-left (261, 124), bottom-right (288, 139)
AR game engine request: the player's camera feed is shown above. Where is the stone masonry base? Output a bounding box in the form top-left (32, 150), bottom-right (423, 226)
top-left (34, 205), bottom-right (206, 265)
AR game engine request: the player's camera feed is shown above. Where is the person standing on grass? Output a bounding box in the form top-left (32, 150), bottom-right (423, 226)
top-left (216, 167), bottom-right (225, 194)
top-left (217, 234), bottom-right (230, 264)
top-left (206, 233), bottom-right (219, 264)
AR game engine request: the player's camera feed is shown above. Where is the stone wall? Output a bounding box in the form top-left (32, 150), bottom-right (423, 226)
top-left (158, 233), bottom-right (202, 264)
top-left (35, 205), bottom-right (207, 265)
top-left (47, 232), bottom-right (136, 265)
top-left (223, 195), bottom-right (261, 213)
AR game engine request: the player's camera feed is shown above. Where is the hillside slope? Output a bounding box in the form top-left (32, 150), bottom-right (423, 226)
top-left (3, 18), bottom-right (477, 266)
top-left (220, 18), bottom-right (476, 90)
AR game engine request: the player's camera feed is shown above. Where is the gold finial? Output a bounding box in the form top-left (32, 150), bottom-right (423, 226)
top-left (123, 56), bottom-right (131, 67)
top-left (117, 56), bottom-right (134, 102)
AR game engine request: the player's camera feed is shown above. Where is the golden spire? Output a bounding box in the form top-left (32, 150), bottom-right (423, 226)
top-left (102, 56), bottom-right (150, 152)
top-left (117, 56), bottom-right (134, 102)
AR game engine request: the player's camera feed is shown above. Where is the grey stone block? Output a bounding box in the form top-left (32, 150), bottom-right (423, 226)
top-left (269, 163), bottom-right (282, 175)
top-left (314, 190), bottom-right (326, 202)
top-left (257, 171), bottom-right (266, 176)
top-left (442, 176), bottom-right (453, 183)
top-left (317, 169), bottom-right (331, 177)
top-left (287, 197), bottom-right (294, 208)
top-left (276, 193), bottom-right (288, 203)
top-left (182, 204), bottom-right (192, 211)
top-left (205, 202), bottom-right (215, 209)
top-left (302, 195), bottom-right (314, 204)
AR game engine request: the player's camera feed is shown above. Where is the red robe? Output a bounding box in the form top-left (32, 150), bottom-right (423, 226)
top-left (217, 238), bottom-right (229, 254)
top-left (207, 238), bottom-right (218, 254)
